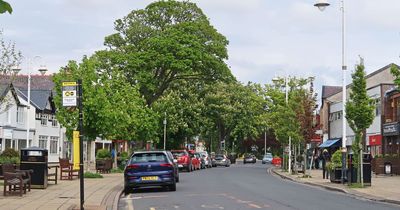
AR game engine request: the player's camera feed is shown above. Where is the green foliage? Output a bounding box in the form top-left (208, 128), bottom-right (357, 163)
top-left (84, 171), bottom-right (103, 178)
top-left (111, 168), bottom-right (124, 173)
top-left (0, 156), bottom-right (19, 164)
top-left (0, 0), bottom-right (12, 14)
top-left (96, 149), bottom-right (111, 159)
top-left (100, 0), bottom-right (233, 106)
top-left (329, 150), bottom-right (342, 170)
top-left (0, 31), bottom-right (22, 75)
top-left (0, 148), bottom-right (19, 158)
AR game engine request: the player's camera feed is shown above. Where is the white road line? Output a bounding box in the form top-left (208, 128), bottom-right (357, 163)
top-left (248, 203), bottom-right (262, 209)
top-left (150, 207), bottom-right (156, 210)
top-left (127, 194), bottom-right (135, 210)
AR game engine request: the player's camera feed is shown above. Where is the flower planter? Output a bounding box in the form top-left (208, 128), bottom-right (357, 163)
top-left (330, 167), bottom-right (342, 183)
top-left (96, 159), bottom-right (113, 173)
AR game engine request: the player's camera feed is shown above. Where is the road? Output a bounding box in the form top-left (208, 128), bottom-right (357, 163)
top-left (118, 161), bottom-right (399, 210)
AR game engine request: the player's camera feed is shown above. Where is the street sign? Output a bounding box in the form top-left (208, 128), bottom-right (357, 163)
top-left (62, 81), bottom-right (77, 107)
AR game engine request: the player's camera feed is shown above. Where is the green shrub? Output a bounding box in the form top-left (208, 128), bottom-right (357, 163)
top-left (111, 168), bottom-right (123, 173)
top-left (84, 171), bottom-right (103, 178)
top-left (330, 150), bottom-right (342, 170)
top-left (0, 156), bottom-right (19, 164)
top-left (0, 148), bottom-right (19, 158)
top-left (96, 149), bottom-right (111, 159)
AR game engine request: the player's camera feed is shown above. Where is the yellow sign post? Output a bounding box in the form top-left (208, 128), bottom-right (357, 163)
top-left (73, 131), bottom-right (80, 170)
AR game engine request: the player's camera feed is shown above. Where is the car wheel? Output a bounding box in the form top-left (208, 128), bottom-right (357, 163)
top-left (124, 186), bottom-right (132, 195)
top-left (176, 175), bottom-right (179, 183)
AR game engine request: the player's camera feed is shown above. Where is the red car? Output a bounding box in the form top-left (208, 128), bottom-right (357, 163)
top-left (171, 150), bottom-right (192, 172)
top-left (188, 150), bottom-right (201, 170)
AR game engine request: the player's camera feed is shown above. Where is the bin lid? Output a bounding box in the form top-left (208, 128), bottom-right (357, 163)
top-left (21, 146), bottom-right (48, 152)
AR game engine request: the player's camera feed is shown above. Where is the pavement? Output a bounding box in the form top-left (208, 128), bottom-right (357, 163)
top-left (272, 167), bottom-right (400, 206)
top-left (0, 171), bottom-right (124, 210)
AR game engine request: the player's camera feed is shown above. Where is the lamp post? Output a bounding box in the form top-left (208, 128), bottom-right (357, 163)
top-left (273, 75), bottom-right (291, 174)
top-left (13, 56), bottom-right (47, 148)
top-left (314, 0), bottom-right (347, 184)
top-left (163, 112), bottom-right (167, 150)
top-left (264, 130), bottom-right (267, 155)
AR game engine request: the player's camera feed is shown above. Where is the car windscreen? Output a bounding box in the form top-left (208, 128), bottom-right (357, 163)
top-left (215, 155), bottom-right (224, 159)
top-left (130, 153), bottom-right (167, 163)
top-left (171, 151), bottom-right (187, 157)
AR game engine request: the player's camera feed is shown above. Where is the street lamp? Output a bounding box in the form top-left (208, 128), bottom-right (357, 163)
top-left (272, 75), bottom-right (291, 174)
top-left (314, 0), bottom-right (347, 184)
top-left (163, 112), bottom-right (167, 150)
top-left (12, 56), bottom-right (47, 148)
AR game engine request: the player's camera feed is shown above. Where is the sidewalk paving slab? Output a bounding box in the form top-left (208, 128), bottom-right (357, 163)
top-left (0, 172), bottom-right (123, 210)
top-left (272, 167), bottom-right (400, 206)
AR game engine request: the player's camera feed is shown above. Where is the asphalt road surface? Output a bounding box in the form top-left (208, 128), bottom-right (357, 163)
top-left (118, 161), bottom-right (399, 210)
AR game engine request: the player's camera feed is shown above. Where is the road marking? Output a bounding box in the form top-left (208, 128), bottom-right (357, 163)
top-left (150, 207), bottom-right (156, 210)
top-left (248, 203), bottom-right (262, 209)
top-left (127, 194), bottom-right (135, 210)
top-left (201, 204), bottom-right (224, 209)
top-left (236, 199), bottom-right (251, 204)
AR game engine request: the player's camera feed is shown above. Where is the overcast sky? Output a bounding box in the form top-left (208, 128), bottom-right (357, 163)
top-left (1, 0), bottom-right (400, 101)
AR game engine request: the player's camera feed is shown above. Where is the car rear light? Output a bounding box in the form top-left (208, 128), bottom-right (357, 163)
top-left (160, 163), bottom-right (173, 167)
top-left (126, 164), bottom-right (139, 169)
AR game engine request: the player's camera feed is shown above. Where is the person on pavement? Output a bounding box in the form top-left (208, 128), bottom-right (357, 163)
top-left (321, 149), bottom-right (330, 179)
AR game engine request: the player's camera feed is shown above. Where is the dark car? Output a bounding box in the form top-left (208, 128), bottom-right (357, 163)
top-left (124, 151), bottom-right (176, 194)
top-left (243, 154), bottom-right (256, 164)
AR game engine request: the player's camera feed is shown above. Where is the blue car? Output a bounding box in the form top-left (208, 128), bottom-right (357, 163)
top-left (124, 151), bottom-right (176, 194)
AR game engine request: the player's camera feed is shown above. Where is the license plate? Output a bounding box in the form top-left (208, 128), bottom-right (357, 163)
top-left (141, 176), bottom-right (158, 181)
top-left (178, 164), bottom-right (183, 168)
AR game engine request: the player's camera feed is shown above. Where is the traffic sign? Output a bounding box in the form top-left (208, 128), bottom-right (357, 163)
top-left (62, 81), bottom-right (77, 107)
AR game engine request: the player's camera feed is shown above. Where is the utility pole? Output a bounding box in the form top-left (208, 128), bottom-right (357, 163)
top-left (163, 112), bottom-right (167, 150)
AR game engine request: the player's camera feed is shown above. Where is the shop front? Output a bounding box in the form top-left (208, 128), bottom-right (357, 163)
top-left (368, 134), bottom-right (382, 158)
top-left (382, 122), bottom-right (400, 156)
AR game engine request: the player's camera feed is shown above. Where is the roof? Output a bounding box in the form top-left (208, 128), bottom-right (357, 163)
top-left (16, 89), bottom-right (52, 111)
top-left (321, 86), bottom-right (342, 99)
top-left (0, 84), bottom-right (9, 98)
top-left (0, 74), bottom-right (54, 91)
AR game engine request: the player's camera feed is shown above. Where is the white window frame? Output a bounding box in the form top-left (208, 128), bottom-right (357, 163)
top-left (39, 135), bottom-right (48, 149)
top-left (17, 106), bottom-right (24, 124)
top-left (50, 136), bottom-right (58, 154)
top-left (41, 114), bottom-right (48, 126)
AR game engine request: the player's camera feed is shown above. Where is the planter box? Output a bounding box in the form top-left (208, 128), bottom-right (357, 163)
top-left (330, 168), bottom-right (342, 183)
top-left (96, 159), bottom-right (113, 173)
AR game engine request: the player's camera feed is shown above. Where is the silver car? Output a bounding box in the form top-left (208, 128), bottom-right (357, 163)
top-left (262, 153), bottom-right (273, 164)
top-left (199, 151), bottom-right (212, 168)
top-left (214, 154), bottom-right (230, 167)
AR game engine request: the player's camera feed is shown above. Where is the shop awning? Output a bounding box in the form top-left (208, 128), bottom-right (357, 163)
top-left (318, 138), bottom-right (341, 148)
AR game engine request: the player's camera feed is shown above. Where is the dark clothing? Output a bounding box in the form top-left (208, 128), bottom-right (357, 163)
top-left (321, 151), bottom-right (330, 179)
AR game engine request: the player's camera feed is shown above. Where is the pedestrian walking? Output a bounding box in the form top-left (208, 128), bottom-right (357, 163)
top-left (321, 149), bottom-right (330, 179)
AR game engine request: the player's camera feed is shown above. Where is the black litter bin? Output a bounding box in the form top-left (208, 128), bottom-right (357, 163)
top-left (20, 147), bottom-right (48, 189)
top-left (363, 153), bottom-right (372, 186)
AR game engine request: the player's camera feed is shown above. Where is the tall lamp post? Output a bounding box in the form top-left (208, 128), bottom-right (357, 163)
top-left (314, 0), bottom-right (347, 184)
top-left (273, 75), bottom-right (291, 174)
top-left (163, 112), bottom-right (167, 150)
top-left (13, 56), bottom-right (47, 148)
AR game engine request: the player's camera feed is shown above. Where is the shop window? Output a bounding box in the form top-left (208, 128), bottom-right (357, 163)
top-left (375, 98), bottom-right (381, 116)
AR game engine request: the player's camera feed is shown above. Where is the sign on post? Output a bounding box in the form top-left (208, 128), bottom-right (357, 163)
top-left (62, 81), bottom-right (77, 107)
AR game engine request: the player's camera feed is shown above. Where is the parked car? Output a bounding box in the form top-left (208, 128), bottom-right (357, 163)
top-left (214, 154), bottom-right (231, 167)
top-left (210, 152), bottom-right (217, 167)
top-left (124, 151), bottom-right (176, 194)
top-left (243, 154), bottom-right (256, 164)
top-left (188, 150), bottom-right (201, 170)
top-left (171, 150), bottom-right (192, 172)
top-left (262, 153), bottom-right (273, 164)
top-left (195, 152), bottom-right (206, 169)
top-left (200, 151), bottom-right (212, 168)
top-left (166, 151), bottom-right (180, 182)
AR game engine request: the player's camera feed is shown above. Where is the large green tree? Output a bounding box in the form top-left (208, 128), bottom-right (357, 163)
top-left (53, 56), bottom-right (158, 142)
top-left (97, 0), bottom-right (233, 106)
top-left (345, 60), bottom-right (375, 186)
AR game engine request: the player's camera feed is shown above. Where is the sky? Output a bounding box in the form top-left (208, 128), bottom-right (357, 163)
top-left (1, 0), bottom-right (400, 102)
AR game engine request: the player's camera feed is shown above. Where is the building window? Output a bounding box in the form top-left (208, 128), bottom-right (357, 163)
top-left (51, 115), bottom-right (58, 127)
top-left (375, 98), bottom-right (381, 116)
top-left (18, 139), bottom-right (27, 150)
top-left (39, 135), bottom-right (48, 149)
top-left (17, 106), bottom-right (24, 123)
top-left (50, 136), bottom-right (58, 154)
top-left (41, 114), bottom-right (48, 126)
top-left (6, 110), bottom-right (11, 124)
